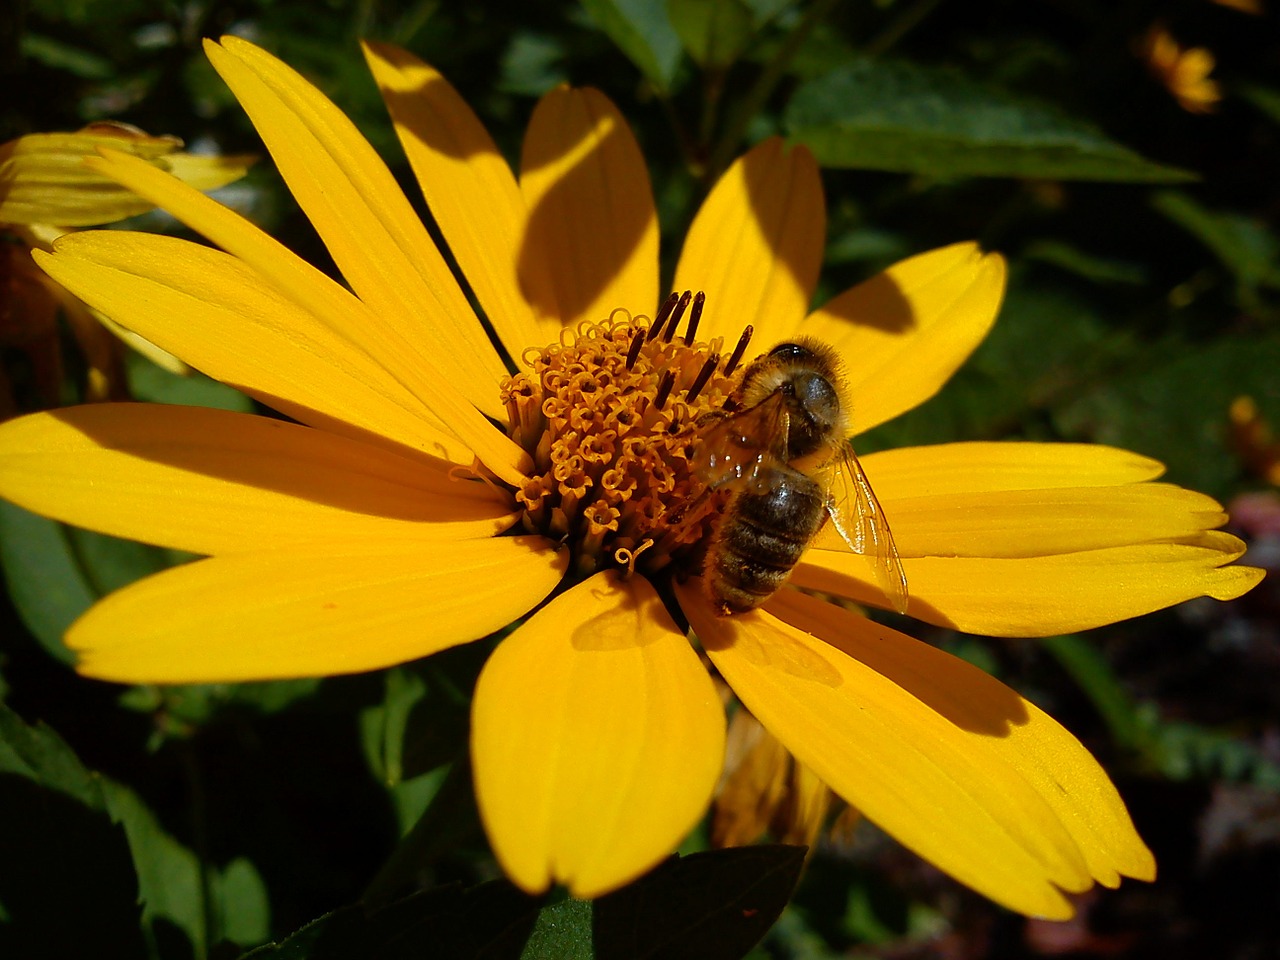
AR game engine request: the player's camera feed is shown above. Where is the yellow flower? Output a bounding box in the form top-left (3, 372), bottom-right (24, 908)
top-left (1230, 395), bottom-right (1280, 484)
top-left (0, 122), bottom-right (254, 410)
top-left (0, 37), bottom-right (1263, 919)
top-left (1140, 24), bottom-right (1223, 113)
top-left (713, 706), bottom-right (834, 850)
top-left (1208, 0), bottom-right (1263, 15)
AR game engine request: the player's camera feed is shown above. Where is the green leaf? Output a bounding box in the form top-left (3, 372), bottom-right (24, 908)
top-left (1054, 331), bottom-right (1280, 495)
top-left (360, 666), bottom-right (430, 788)
top-left (19, 31), bottom-right (114, 78)
top-left (591, 845), bottom-right (805, 959)
top-left (0, 501), bottom-right (93, 664)
top-left (1021, 240), bottom-right (1147, 286)
top-left (1239, 83), bottom-right (1280, 126)
top-left (126, 350), bottom-right (255, 412)
top-left (0, 703), bottom-right (147, 955)
top-left (1038, 635), bottom-right (1146, 754)
top-left (1040, 636), bottom-right (1280, 788)
top-left (666, 0), bottom-right (754, 70)
top-left (1146, 716), bottom-right (1280, 788)
top-left (784, 58), bottom-right (1196, 182)
top-left (244, 846), bottom-right (804, 959)
top-left (101, 778), bottom-right (272, 952)
top-left (499, 32), bottom-right (569, 97)
top-left (580, 0), bottom-right (683, 93)
top-left (215, 857), bottom-right (273, 947)
top-left (1152, 190), bottom-right (1280, 298)
top-left (363, 762), bottom-right (479, 906)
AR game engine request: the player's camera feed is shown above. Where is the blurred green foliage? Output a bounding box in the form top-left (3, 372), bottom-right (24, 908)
top-left (2, 0), bottom-right (1279, 957)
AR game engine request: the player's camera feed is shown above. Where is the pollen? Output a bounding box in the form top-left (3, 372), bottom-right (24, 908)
top-left (500, 293), bottom-right (751, 580)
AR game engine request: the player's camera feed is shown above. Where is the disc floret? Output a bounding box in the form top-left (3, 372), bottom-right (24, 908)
top-left (500, 294), bottom-right (750, 580)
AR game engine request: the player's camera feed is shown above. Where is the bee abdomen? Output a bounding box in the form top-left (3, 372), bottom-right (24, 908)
top-left (708, 470), bottom-right (826, 614)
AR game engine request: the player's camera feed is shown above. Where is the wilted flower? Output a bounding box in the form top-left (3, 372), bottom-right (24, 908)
top-left (0, 122), bottom-right (252, 413)
top-left (1140, 24), bottom-right (1223, 113)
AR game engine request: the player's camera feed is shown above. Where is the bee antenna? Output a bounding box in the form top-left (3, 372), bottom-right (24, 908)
top-left (625, 326), bottom-right (646, 370)
top-left (653, 369), bottom-right (676, 410)
top-left (647, 292), bottom-right (680, 343)
top-left (684, 353), bottom-right (719, 403)
top-left (683, 291), bottom-right (706, 345)
top-left (723, 324), bottom-right (754, 376)
top-left (663, 291), bottom-right (692, 343)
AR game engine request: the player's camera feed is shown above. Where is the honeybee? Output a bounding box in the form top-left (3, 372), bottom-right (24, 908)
top-left (689, 339), bottom-right (908, 616)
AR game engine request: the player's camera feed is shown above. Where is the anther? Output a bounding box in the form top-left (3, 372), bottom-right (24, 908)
top-left (683, 291), bottom-right (706, 345)
top-left (723, 324), bottom-right (754, 376)
top-left (684, 353), bottom-right (719, 404)
top-left (663, 291), bottom-right (692, 343)
top-left (625, 328), bottom-right (646, 370)
top-left (653, 369), bottom-right (676, 410)
top-left (647, 292), bottom-right (680, 342)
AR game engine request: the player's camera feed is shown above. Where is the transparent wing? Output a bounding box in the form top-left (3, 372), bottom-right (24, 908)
top-left (689, 391), bottom-right (789, 494)
top-left (824, 444), bottom-right (909, 615)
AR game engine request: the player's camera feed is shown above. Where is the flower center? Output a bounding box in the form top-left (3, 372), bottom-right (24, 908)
top-left (500, 292), bottom-right (754, 582)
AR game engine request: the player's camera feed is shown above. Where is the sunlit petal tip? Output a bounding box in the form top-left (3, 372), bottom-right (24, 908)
top-left (473, 573), bottom-right (725, 898)
top-left (359, 39), bottom-right (551, 358)
top-left (678, 582), bottom-right (1157, 918)
top-left (204, 34), bottom-right (513, 431)
top-left (519, 84), bottom-right (658, 331)
top-left (801, 240), bottom-right (1008, 435)
top-left (674, 135), bottom-right (825, 349)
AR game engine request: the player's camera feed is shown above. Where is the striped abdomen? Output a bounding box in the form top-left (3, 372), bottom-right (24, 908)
top-left (706, 464), bottom-right (827, 614)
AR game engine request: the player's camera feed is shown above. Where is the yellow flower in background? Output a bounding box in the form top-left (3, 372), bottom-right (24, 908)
top-left (1208, 0), bottom-right (1263, 15)
top-left (0, 122), bottom-right (253, 412)
top-left (1140, 24), bottom-right (1222, 113)
top-left (1230, 396), bottom-right (1280, 485)
top-left (713, 706), bottom-right (835, 851)
top-left (0, 37), bottom-right (1263, 918)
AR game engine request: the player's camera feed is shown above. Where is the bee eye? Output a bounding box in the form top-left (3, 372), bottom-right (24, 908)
top-left (793, 371), bottom-right (839, 419)
top-left (768, 342), bottom-right (816, 363)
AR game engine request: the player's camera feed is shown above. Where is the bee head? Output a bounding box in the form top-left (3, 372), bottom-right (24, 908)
top-left (767, 342), bottom-right (843, 461)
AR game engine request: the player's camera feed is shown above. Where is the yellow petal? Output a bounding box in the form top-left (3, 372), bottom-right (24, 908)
top-left (361, 41), bottom-right (555, 357)
top-left (80, 149), bottom-right (531, 484)
top-left (816, 482), bottom-right (1227, 558)
top-left (781, 761), bottom-right (832, 849)
top-left (713, 710), bottom-right (790, 848)
top-left (160, 151), bottom-right (257, 192)
top-left (472, 572), bottom-right (725, 897)
top-left (801, 243), bottom-right (1006, 435)
top-left (519, 86), bottom-right (659, 329)
top-left (681, 582), bottom-right (1105, 919)
top-left (69, 536), bottom-right (566, 683)
top-left (860, 441), bottom-right (1165, 501)
top-left (39, 276), bottom-right (129, 402)
top-left (794, 532), bottom-right (1265, 634)
top-left (674, 138), bottom-right (824, 351)
top-left (35, 232), bottom-right (478, 466)
top-left (767, 591), bottom-right (1155, 894)
top-left (0, 404), bottom-right (517, 556)
top-left (205, 37), bottom-right (508, 419)
top-left (0, 123), bottom-right (249, 226)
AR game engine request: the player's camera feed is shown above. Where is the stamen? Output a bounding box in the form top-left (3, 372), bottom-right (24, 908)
top-left (653, 369), bottom-right (676, 410)
top-left (614, 538), bottom-right (654, 576)
top-left (663, 291), bottom-right (692, 343)
top-left (723, 324), bottom-right (754, 376)
top-left (684, 353), bottom-right (719, 404)
top-left (625, 327), bottom-right (646, 370)
top-left (683, 291), bottom-right (706, 345)
top-left (647, 292), bottom-right (680, 342)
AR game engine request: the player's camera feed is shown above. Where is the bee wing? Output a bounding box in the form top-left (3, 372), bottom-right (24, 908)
top-left (824, 444), bottom-right (910, 615)
top-left (691, 391), bottom-right (789, 493)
